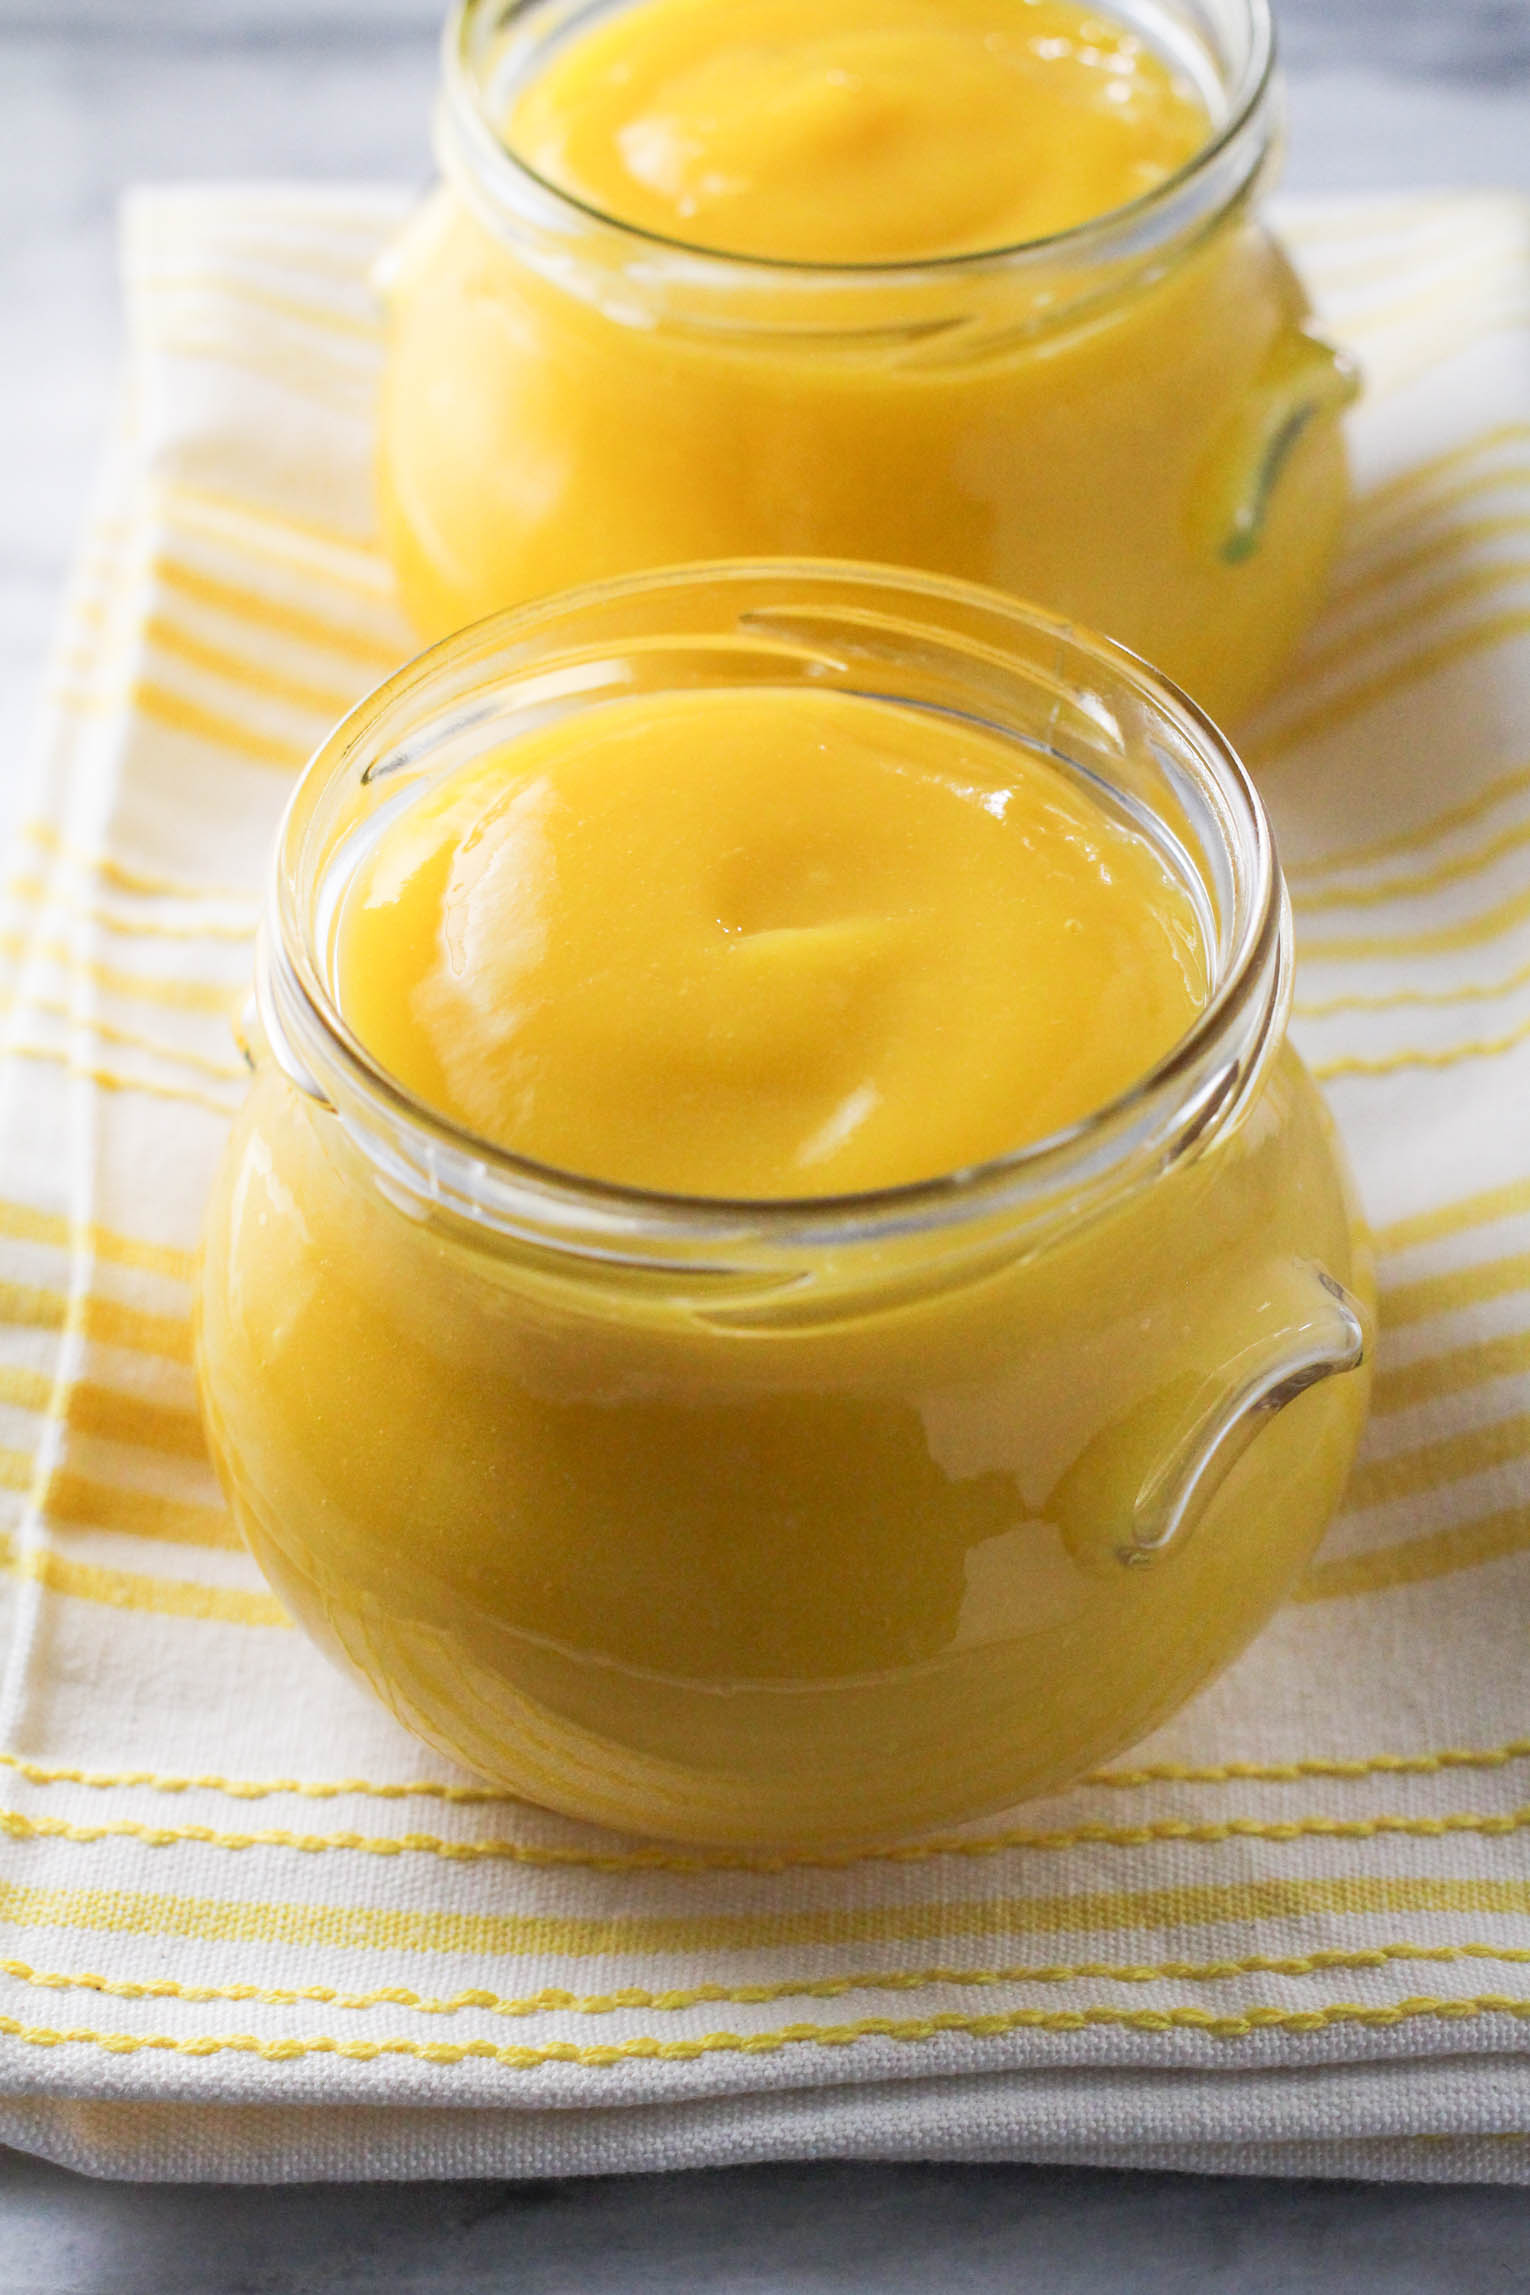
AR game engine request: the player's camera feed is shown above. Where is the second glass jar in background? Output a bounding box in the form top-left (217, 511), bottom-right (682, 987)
top-left (378, 0), bottom-right (1356, 725)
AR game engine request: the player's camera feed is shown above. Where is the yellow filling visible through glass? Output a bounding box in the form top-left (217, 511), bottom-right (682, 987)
top-left (335, 686), bottom-right (1207, 1197)
top-left (508, 0), bottom-right (1209, 262)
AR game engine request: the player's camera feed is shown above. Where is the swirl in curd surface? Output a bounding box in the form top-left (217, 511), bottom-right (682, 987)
top-left (507, 0), bottom-right (1208, 264)
top-left (335, 686), bottom-right (1208, 1197)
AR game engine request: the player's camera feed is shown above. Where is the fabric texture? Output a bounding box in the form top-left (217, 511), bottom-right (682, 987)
top-left (0, 184), bottom-right (1529, 2183)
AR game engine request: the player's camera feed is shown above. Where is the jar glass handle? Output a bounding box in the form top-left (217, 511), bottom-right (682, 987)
top-left (1125, 1263), bottom-right (1368, 1565)
top-left (1200, 327), bottom-right (1360, 567)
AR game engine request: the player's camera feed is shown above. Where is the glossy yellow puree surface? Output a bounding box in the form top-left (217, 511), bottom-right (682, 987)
top-left (381, 0), bottom-right (1351, 721)
top-left (508, 0), bottom-right (1207, 263)
top-left (336, 688), bottom-right (1207, 1194)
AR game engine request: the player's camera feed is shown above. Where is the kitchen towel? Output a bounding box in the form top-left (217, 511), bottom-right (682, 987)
top-left (1, 184), bottom-right (1529, 2183)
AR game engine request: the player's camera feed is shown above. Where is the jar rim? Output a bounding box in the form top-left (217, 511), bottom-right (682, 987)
top-left (263, 559), bottom-right (1286, 1256)
top-left (437, 0), bottom-right (1276, 284)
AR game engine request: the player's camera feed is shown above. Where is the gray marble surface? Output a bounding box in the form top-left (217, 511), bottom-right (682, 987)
top-left (3, 0), bottom-right (1530, 2283)
top-left (11, 2149), bottom-right (1530, 2294)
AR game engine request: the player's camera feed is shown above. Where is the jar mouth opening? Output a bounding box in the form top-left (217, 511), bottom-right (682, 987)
top-left (269, 560), bottom-right (1284, 1248)
top-left (440, 0), bottom-right (1276, 283)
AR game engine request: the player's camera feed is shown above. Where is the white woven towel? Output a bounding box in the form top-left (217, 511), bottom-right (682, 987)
top-left (2, 185), bottom-right (1530, 2185)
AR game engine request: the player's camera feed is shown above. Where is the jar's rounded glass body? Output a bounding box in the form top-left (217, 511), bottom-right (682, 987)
top-left (196, 564), bottom-right (1372, 1849)
top-left (376, 0), bottom-right (1355, 726)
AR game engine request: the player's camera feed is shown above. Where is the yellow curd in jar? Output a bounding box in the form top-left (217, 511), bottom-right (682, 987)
top-left (335, 687), bottom-right (1207, 1195)
top-left (196, 582), bottom-right (1372, 1849)
top-left (507, 0), bottom-right (1206, 263)
top-left (379, 0), bottom-right (1355, 722)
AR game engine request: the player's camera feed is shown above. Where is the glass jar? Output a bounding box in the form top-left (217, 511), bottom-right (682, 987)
top-left (376, 0), bottom-right (1357, 728)
top-left (197, 562), bottom-right (1372, 1850)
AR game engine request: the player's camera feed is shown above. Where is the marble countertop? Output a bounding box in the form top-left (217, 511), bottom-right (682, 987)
top-left (4, 2), bottom-right (1530, 2286)
top-left (10, 2147), bottom-right (1530, 2294)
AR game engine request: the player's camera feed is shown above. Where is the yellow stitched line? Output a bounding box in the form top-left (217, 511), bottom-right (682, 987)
top-left (0, 1202), bottom-right (192, 1294)
top-left (1295, 1506), bottom-right (1530, 1604)
top-left (1291, 558), bottom-right (1530, 706)
top-left (10, 1872), bottom-right (1530, 1963)
top-left (0, 1445), bottom-right (227, 1551)
top-left (1281, 193), bottom-right (1467, 252)
top-left (1341, 285), bottom-right (1529, 394)
top-left (1089, 1741), bottom-right (1530, 1788)
top-left (53, 536), bottom-right (125, 634)
top-left (6, 870), bottom-right (254, 943)
top-left (0, 1275), bottom-right (191, 1362)
top-left (1380, 1248), bottom-right (1530, 1328)
top-left (1295, 954), bottom-right (1530, 1020)
top-left (145, 196), bottom-right (398, 240)
top-left (142, 193), bottom-right (395, 236)
top-left (0, 1365), bottom-right (206, 1464)
top-left (1289, 227), bottom-right (1468, 295)
top-left (0, 1448), bottom-right (41, 1503)
top-left (64, 1009), bottom-right (241, 1086)
top-left (1375, 1330), bottom-right (1530, 1417)
top-left (1350, 281), bottom-right (1530, 393)
top-left (1343, 1411), bottom-right (1530, 1514)
top-left (152, 554), bottom-right (404, 670)
top-left (1311, 1011), bottom-right (1530, 1084)
top-left (159, 483), bottom-right (391, 594)
top-left (0, 1531), bottom-right (287, 1630)
top-left (161, 232), bottom-right (388, 289)
top-left (0, 930), bottom-right (238, 1019)
top-left (17, 992), bottom-right (245, 1086)
top-left (0, 1753), bottom-right (506, 1805)
top-left (3, 1799), bottom-right (1528, 1874)
top-left (1351, 419), bottom-right (1530, 526)
top-left (46, 683), bottom-right (130, 724)
top-left (1366, 299), bottom-right (1530, 412)
top-left (9, 1041), bottom-right (238, 1122)
top-left (1299, 873), bottom-right (1530, 964)
top-left (154, 332), bottom-right (373, 419)
top-left (1293, 807), bottom-right (1530, 913)
top-left (1255, 607), bottom-right (1530, 764)
top-left (1329, 510), bottom-right (1530, 616)
top-left (144, 612), bottom-right (363, 725)
top-left (7, 1995), bottom-right (1530, 2068)
top-left (1348, 479), bottom-right (1530, 605)
top-left (1377, 1174), bottom-right (1530, 1256)
top-left (56, 641), bottom-right (107, 684)
top-left (39, 1467), bottom-right (233, 1554)
top-left (1323, 245), bottom-right (1520, 349)
top-left (132, 680), bottom-right (310, 774)
top-left (6, 1735), bottom-right (1529, 1808)
top-left (139, 271), bottom-right (379, 344)
top-left (1288, 759), bottom-right (1530, 886)
top-left (20, 819), bottom-right (260, 909)
top-left (6, 1941), bottom-right (1530, 2023)
top-left (1351, 459), bottom-right (1530, 565)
